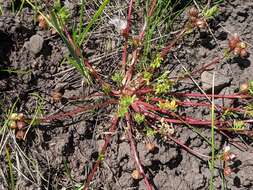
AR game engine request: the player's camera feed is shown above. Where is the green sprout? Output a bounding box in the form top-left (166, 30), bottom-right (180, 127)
top-left (222, 109), bottom-right (238, 120)
top-left (154, 71), bottom-right (174, 94)
top-left (53, 0), bottom-right (70, 24)
top-left (150, 54), bottom-right (163, 69)
top-left (102, 84), bottom-right (111, 95)
top-left (248, 80), bottom-right (253, 96)
top-left (118, 95), bottom-right (136, 118)
top-left (143, 71), bottom-right (153, 85)
top-left (233, 120), bottom-right (245, 130)
top-left (144, 126), bottom-right (157, 137)
top-left (158, 99), bottom-right (177, 111)
top-left (134, 113), bottom-right (145, 125)
top-left (98, 153), bottom-right (105, 161)
top-left (245, 103), bottom-right (253, 117)
top-left (112, 72), bottom-right (124, 86)
top-left (203, 5), bottom-right (219, 20)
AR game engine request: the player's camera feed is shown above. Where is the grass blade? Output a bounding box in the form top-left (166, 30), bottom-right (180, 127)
top-left (79, 0), bottom-right (110, 46)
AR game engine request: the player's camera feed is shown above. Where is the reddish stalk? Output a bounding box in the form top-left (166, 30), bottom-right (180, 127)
top-left (172, 92), bottom-right (252, 99)
top-left (136, 88), bottom-right (252, 99)
top-left (147, 0), bottom-right (157, 17)
top-left (139, 0), bottom-right (157, 41)
top-left (84, 115), bottom-right (119, 190)
top-left (132, 100), bottom-right (253, 128)
top-left (62, 21), bottom-right (109, 87)
top-left (63, 24), bottom-right (81, 57)
top-left (82, 59), bottom-right (110, 87)
top-left (123, 0), bottom-right (158, 86)
top-left (133, 101), bottom-right (212, 125)
top-left (123, 49), bottom-right (139, 86)
top-left (122, 0), bottom-right (134, 69)
top-left (132, 100), bottom-right (248, 150)
top-left (150, 124), bottom-right (210, 159)
top-left (40, 99), bottom-right (118, 122)
top-left (170, 56), bottom-right (222, 81)
top-left (126, 112), bottom-right (153, 190)
top-left (189, 57), bottom-right (221, 77)
top-left (149, 97), bottom-right (246, 113)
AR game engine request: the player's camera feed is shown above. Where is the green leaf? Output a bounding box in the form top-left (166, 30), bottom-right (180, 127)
top-left (79, 0), bottom-right (110, 45)
top-left (134, 113), bottom-right (145, 125)
top-left (154, 72), bottom-right (174, 94)
top-left (233, 120), bottom-right (245, 130)
top-left (118, 95), bottom-right (136, 117)
top-left (203, 5), bottom-right (219, 20)
top-left (150, 54), bottom-right (163, 69)
top-left (144, 126), bottom-right (157, 137)
top-left (112, 72), bottom-right (123, 86)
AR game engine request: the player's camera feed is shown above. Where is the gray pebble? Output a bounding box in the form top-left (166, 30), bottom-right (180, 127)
top-left (28, 34), bottom-right (44, 54)
top-left (201, 71), bottom-right (231, 91)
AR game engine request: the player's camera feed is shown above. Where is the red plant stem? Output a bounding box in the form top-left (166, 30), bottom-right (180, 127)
top-left (82, 59), bottom-right (109, 87)
top-left (126, 113), bottom-right (153, 190)
top-left (122, 0), bottom-right (134, 69)
top-left (150, 125), bottom-right (210, 159)
top-left (40, 99), bottom-right (118, 122)
top-left (63, 24), bottom-right (81, 57)
top-left (132, 100), bottom-right (248, 150)
top-left (134, 101), bottom-right (212, 125)
top-left (137, 0), bottom-right (157, 40)
top-left (123, 0), bottom-right (158, 86)
top-left (189, 57), bottom-right (221, 77)
top-left (148, 0), bottom-right (157, 17)
top-left (62, 23), bottom-right (108, 86)
top-left (126, 0), bottom-right (134, 36)
top-left (149, 97), bottom-right (245, 113)
top-left (172, 92), bottom-right (252, 99)
top-left (132, 100), bottom-right (253, 127)
top-left (124, 49), bottom-right (139, 86)
top-left (169, 56), bottom-right (221, 81)
top-left (84, 115), bottom-right (119, 190)
top-left (122, 42), bottom-right (128, 70)
top-left (136, 88), bottom-right (252, 99)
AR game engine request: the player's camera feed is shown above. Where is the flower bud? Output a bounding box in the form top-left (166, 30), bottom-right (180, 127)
top-left (17, 121), bottom-right (26, 129)
top-left (228, 34), bottom-right (240, 50)
top-left (146, 142), bottom-right (156, 152)
top-left (240, 49), bottom-right (248, 58)
top-left (240, 83), bottom-right (248, 92)
top-left (8, 121), bottom-right (17, 129)
top-left (195, 19), bottom-right (207, 29)
top-left (17, 113), bottom-right (25, 121)
top-left (224, 167), bottom-right (232, 176)
top-left (16, 130), bottom-right (25, 141)
top-left (223, 145), bottom-right (230, 153)
top-left (188, 7), bottom-right (198, 18)
top-left (51, 90), bottom-right (63, 102)
top-left (38, 15), bottom-right (48, 30)
top-left (233, 47), bottom-right (241, 56)
top-left (131, 169), bottom-right (142, 180)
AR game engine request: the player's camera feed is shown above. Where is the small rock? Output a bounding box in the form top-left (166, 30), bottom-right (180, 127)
top-left (201, 71), bottom-right (231, 92)
top-left (27, 34), bottom-right (44, 54)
